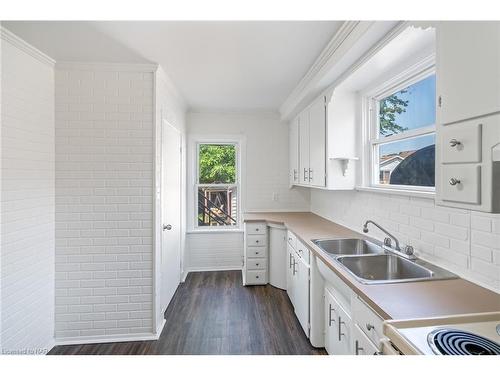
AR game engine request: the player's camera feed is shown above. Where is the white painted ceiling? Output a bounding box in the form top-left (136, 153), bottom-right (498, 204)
top-left (3, 21), bottom-right (342, 110)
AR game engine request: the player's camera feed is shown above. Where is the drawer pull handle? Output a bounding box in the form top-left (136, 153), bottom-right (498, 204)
top-left (366, 323), bottom-right (374, 331)
top-left (449, 178), bottom-right (461, 186)
top-left (256, 240), bottom-right (259, 243)
top-left (328, 304), bottom-right (336, 326)
top-left (255, 228), bottom-right (259, 231)
top-left (338, 317), bottom-right (345, 341)
top-left (355, 340), bottom-right (364, 355)
top-left (256, 263), bottom-right (259, 266)
top-left (256, 276), bottom-right (259, 279)
top-left (449, 139), bottom-right (462, 147)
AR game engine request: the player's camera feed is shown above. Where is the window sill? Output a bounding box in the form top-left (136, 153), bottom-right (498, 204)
top-left (355, 186), bottom-right (436, 200)
top-left (187, 228), bottom-right (244, 234)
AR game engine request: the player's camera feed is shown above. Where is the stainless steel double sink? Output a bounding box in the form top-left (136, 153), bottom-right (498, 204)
top-left (312, 238), bottom-right (457, 285)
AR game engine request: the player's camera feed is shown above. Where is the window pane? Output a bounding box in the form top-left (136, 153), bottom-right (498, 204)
top-left (378, 134), bottom-right (435, 187)
top-left (379, 75), bottom-right (436, 137)
top-left (197, 186), bottom-right (238, 227)
top-left (198, 144), bottom-right (236, 184)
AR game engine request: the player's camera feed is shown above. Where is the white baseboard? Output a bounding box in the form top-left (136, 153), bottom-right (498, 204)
top-left (54, 331), bottom-right (161, 346)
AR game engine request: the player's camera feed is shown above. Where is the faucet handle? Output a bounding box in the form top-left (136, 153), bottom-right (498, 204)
top-left (404, 245), bottom-right (414, 256)
top-left (383, 237), bottom-right (392, 247)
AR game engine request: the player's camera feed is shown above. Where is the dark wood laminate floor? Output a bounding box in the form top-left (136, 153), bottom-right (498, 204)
top-left (49, 271), bottom-right (326, 355)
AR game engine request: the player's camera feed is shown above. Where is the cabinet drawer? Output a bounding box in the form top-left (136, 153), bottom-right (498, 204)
top-left (441, 121), bottom-right (482, 163)
top-left (353, 324), bottom-right (379, 355)
top-left (246, 222), bottom-right (267, 235)
top-left (287, 230), bottom-right (297, 249)
top-left (247, 247), bottom-right (267, 258)
top-left (246, 258), bottom-right (267, 270)
top-left (245, 270), bottom-right (267, 285)
top-left (246, 234), bottom-right (267, 247)
top-left (353, 296), bottom-right (384, 348)
top-left (441, 164), bottom-right (481, 204)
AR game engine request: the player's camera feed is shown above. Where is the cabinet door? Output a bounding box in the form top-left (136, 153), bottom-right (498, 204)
top-left (324, 288), bottom-right (352, 354)
top-left (269, 228), bottom-right (286, 290)
top-left (289, 117), bottom-right (300, 185)
top-left (286, 244), bottom-right (295, 305)
top-left (308, 96), bottom-right (326, 187)
top-left (298, 110), bottom-right (310, 185)
top-left (324, 288), bottom-right (339, 354)
top-left (294, 254), bottom-right (310, 337)
top-left (336, 300), bottom-right (352, 354)
top-left (437, 21), bottom-right (500, 125)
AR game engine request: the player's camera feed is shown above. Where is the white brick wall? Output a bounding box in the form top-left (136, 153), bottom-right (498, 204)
top-left (1, 29), bottom-right (55, 353)
top-left (54, 64), bottom-right (156, 341)
top-left (311, 190), bottom-right (500, 291)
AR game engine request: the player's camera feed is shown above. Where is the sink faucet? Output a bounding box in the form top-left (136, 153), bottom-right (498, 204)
top-left (363, 220), bottom-right (416, 260)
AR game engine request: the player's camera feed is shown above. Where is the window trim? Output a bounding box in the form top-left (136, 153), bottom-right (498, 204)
top-left (360, 57), bottom-right (437, 194)
top-left (194, 141), bottom-right (241, 231)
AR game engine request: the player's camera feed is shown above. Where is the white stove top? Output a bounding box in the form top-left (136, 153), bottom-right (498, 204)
top-left (397, 320), bottom-right (500, 355)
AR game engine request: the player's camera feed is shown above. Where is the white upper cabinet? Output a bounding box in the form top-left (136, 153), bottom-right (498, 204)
top-left (436, 22), bottom-right (500, 213)
top-left (437, 21), bottom-right (500, 125)
top-left (298, 110), bottom-right (311, 185)
top-left (308, 96), bottom-right (327, 187)
top-left (289, 91), bottom-right (355, 190)
top-left (289, 116), bottom-right (300, 185)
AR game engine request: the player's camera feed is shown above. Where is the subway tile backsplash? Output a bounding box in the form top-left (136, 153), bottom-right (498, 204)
top-left (310, 189), bottom-right (500, 292)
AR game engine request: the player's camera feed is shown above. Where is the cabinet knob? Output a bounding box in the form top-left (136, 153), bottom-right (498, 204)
top-left (256, 263), bottom-right (259, 266)
top-left (256, 276), bottom-right (259, 279)
top-left (256, 240), bottom-right (259, 243)
top-left (449, 178), bottom-right (461, 186)
top-left (449, 139), bottom-right (461, 147)
top-left (366, 323), bottom-right (374, 331)
top-left (255, 228), bottom-right (259, 232)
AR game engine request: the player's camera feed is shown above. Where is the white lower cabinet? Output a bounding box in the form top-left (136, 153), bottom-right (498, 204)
top-left (243, 222), bottom-right (268, 285)
top-left (286, 233), bottom-right (311, 338)
top-left (294, 253), bottom-right (310, 336)
top-left (324, 287), bottom-right (351, 354)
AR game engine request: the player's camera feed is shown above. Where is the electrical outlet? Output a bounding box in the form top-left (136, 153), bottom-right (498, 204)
top-left (272, 192), bottom-right (279, 201)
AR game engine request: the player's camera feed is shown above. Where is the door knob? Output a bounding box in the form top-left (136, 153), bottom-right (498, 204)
top-left (163, 224), bottom-right (172, 231)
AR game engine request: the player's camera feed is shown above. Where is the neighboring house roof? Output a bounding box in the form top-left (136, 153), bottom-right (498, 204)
top-left (380, 151), bottom-right (416, 172)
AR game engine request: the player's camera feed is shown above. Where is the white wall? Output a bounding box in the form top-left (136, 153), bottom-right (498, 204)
top-left (310, 189), bottom-right (500, 292)
top-left (185, 111), bottom-right (310, 272)
top-left (1, 28), bottom-right (55, 353)
top-left (54, 63), bottom-right (158, 343)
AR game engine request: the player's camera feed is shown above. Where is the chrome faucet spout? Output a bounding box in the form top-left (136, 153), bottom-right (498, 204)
top-left (362, 220), bottom-right (401, 251)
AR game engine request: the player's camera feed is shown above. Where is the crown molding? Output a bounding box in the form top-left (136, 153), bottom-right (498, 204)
top-left (1, 26), bottom-right (55, 67)
top-left (55, 61), bottom-right (158, 72)
top-left (279, 21), bottom-right (360, 120)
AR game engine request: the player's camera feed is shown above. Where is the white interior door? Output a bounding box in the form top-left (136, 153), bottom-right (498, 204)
top-left (161, 120), bottom-right (182, 313)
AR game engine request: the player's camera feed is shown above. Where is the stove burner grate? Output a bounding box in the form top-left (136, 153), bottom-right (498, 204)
top-left (428, 329), bottom-right (500, 355)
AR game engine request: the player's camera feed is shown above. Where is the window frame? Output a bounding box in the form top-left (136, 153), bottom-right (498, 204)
top-left (361, 59), bottom-right (437, 194)
top-left (194, 141), bottom-right (241, 230)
